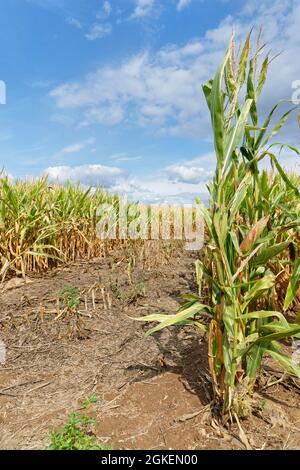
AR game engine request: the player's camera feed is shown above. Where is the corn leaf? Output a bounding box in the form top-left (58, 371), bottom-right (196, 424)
top-left (242, 274), bottom-right (275, 312)
top-left (284, 259), bottom-right (300, 311)
top-left (143, 302), bottom-right (208, 337)
top-left (246, 344), bottom-right (267, 378)
top-left (253, 240), bottom-right (290, 266)
top-left (222, 99), bottom-right (253, 176)
top-left (267, 349), bottom-right (300, 378)
top-left (205, 50), bottom-right (230, 165)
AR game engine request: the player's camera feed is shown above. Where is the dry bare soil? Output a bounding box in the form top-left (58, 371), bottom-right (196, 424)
top-left (0, 244), bottom-right (299, 450)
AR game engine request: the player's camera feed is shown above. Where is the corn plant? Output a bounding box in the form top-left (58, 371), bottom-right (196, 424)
top-left (136, 33), bottom-right (300, 418)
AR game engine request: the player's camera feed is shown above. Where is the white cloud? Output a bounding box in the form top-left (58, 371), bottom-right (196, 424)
top-left (50, 48), bottom-right (211, 136)
top-left (53, 138), bottom-right (96, 159)
top-left (111, 175), bottom-right (209, 204)
top-left (66, 17), bottom-right (82, 29)
top-left (177, 0), bottom-right (192, 12)
top-left (131, 0), bottom-right (155, 19)
top-left (165, 152), bottom-right (215, 184)
top-left (44, 164), bottom-right (125, 188)
top-left (157, 41), bottom-right (203, 64)
top-left (85, 23), bottom-right (112, 40)
top-left (103, 1), bottom-right (111, 16)
top-left (167, 164), bottom-right (213, 184)
top-left (80, 104), bottom-right (124, 126)
top-left (110, 153), bottom-right (143, 163)
top-left (97, 1), bottom-right (112, 19)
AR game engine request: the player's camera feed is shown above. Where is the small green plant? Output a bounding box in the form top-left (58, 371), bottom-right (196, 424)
top-left (128, 281), bottom-right (146, 303)
top-left (259, 399), bottom-right (267, 412)
top-left (83, 394), bottom-right (98, 409)
top-left (47, 412), bottom-right (112, 450)
top-left (58, 286), bottom-right (80, 310)
top-left (110, 280), bottom-right (125, 300)
top-left (111, 280), bottom-right (146, 303)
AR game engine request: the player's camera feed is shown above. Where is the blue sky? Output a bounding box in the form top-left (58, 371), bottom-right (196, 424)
top-left (0, 0), bottom-right (299, 202)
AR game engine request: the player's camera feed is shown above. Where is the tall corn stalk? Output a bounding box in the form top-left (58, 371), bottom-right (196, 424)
top-left (136, 33), bottom-right (300, 418)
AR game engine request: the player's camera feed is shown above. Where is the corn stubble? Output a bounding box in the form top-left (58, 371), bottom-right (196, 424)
top-left (137, 32), bottom-right (300, 418)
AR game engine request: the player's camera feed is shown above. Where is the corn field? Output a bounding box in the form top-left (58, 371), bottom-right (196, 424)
top-left (0, 178), bottom-right (122, 280)
top-left (0, 31), bottom-right (299, 423)
top-left (0, 176), bottom-right (194, 282)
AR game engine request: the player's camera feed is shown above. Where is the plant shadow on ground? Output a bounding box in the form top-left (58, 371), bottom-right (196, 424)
top-left (126, 328), bottom-right (212, 406)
